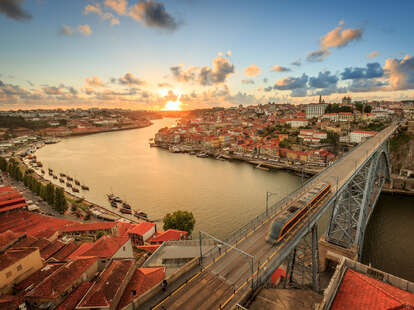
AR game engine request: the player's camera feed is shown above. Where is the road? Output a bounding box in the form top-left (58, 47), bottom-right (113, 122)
top-left (150, 123), bottom-right (399, 310)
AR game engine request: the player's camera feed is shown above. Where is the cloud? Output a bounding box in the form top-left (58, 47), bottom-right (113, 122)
top-left (170, 64), bottom-right (197, 82)
top-left (158, 82), bottom-right (172, 87)
top-left (270, 65), bottom-right (290, 72)
top-left (60, 25), bottom-right (74, 36)
top-left (171, 56), bottom-right (235, 86)
top-left (309, 71), bottom-right (338, 88)
top-left (117, 73), bottom-right (145, 86)
top-left (85, 76), bottom-right (105, 87)
top-left (129, 0), bottom-right (180, 31)
top-left (78, 25), bottom-right (92, 36)
top-left (367, 51), bottom-right (380, 58)
top-left (384, 55), bottom-right (414, 90)
top-left (306, 49), bottom-right (331, 62)
top-left (341, 62), bottom-right (384, 80)
top-left (347, 79), bottom-right (387, 93)
top-left (244, 64), bottom-right (260, 77)
top-left (42, 86), bottom-right (65, 95)
top-left (0, 0), bottom-right (32, 21)
top-left (104, 0), bottom-right (128, 15)
top-left (320, 21), bottom-right (363, 49)
top-left (84, 3), bottom-right (119, 26)
top-left (291, 58), bottom-right (301, 67)
top-left (274, 74), bottom-right (308, 90)
top-left (241, 79), bottom-right (255, 85)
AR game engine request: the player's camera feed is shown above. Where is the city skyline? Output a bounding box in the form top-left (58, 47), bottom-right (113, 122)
top-left (1, 0), bottom-right (414, 110)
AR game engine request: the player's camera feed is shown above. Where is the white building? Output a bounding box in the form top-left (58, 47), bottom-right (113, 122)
top-left (350, 130), bottom-right (377, 143)
top-left (299, 129), bottom-right (327, 143)
top-left (283, 118), bottom-right (309, 128)
top-left (306, 104), bottom-right (327, 119)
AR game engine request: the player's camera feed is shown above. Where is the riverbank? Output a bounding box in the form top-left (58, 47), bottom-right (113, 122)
top-left (153, 143), bottom-right (325, 177)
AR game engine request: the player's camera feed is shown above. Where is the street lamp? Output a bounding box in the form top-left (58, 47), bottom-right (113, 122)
top-left (266, 191), bottom-right (278, 216)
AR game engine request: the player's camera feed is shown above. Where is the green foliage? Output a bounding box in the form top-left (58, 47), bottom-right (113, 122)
top-left (354, 102), bottom-right (372, 113)
top-left (45, 183), bottom-right (55, 205)
top-left (0, 157), bottom-right (7, 172)
top-left (163, 210), bottom-right (195, 235)
top-left (325, 104), bottom-right (353, 113)
top-left (359, 121), bottom-right (386, 132)
top-left (0, 115), bottom-right (49, 130)
top-left (53, 187), bottom-right (67, 214)
top-left (279, 139), bottom-right (290, 148)
top-left (321, 132), bottom-right (339, 146)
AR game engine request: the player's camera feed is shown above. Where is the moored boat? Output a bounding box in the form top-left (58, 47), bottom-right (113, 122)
top-left (66, 182), bottom-right (72, 187)
top-left (59, 178), bottom-right (65, 183)
top-left (81, 185), bottom-right (89, 191)
top-left (72, 187), bottom-right (79, 193)
top-left (53, 175), bottom-right (58, 179)
top-left (120, 208), bottom-right (132, 214)
top-left (75, 180), bottom-right (80, 186)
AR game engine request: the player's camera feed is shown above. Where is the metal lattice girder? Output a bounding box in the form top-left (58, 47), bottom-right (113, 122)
top-left (326, 141), bottom-right (391, 253)
top-left (284, 225), bottom-right (320, 291)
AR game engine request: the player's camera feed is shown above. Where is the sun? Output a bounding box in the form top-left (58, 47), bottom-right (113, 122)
top-left (162, 100), bottom-right (182, 111)
top-left (160, 89), bottom-right (183, 111)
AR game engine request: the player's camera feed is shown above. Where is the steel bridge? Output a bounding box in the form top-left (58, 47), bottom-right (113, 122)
top-left (150, 123), bottom-right (399, 310)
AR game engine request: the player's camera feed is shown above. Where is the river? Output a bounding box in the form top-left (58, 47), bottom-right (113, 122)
top-left (35, 118), bottom-right (301, 238)
top-left (35, 118), bottom-right (413, 281)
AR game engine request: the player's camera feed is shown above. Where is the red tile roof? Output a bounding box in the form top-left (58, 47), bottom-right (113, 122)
top-left (74, 236), bottom-right (129, 259)
top-left (67, 242), bottom-right (94, 260)
top-left (15, 263), bottom-right (65, 293)
top-left (60, 222), bottom-right (116, 233)
top-left (127, 222), bottom-right (155, 236)
top-left (118, 267), bottom-right (165, 309)
top-left (136, 244), bottom-right (161, 253)
top-left (26, 257), bottom-right (98, 299)
top-left (0, 247), bottom-right (39, 271)
top-left (50, 243), bottom-right (79, 261)
top-left (77, 260), bottom-right (134, 308)
top-left (0, 230), bottom-right (24, 250)
top-left (55, 282), bottom-right (92, 310)
top-left (0, 295), bottom-right (25, 310)
top-left (331, 269), bottom-right (414, 310)
top-left (148, 229), bottom-right (188, 243)
top-left (40, 240), bottom-right (65, 260)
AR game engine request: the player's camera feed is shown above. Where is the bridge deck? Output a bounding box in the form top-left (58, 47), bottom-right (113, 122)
top-left (151, 124), bottom-right (398, 310)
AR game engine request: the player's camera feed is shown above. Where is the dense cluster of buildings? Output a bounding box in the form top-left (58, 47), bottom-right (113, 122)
top-left (0, 183), bottom-right (188, 310)
top-left (154, 99), bottom-right (406, 165)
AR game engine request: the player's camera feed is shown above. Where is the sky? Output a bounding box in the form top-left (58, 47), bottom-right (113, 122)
top-left (1, 0), bottom-right (414, 110)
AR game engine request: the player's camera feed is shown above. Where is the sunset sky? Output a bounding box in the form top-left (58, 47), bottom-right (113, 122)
top-left (1, 0), bottom-right (414, 110)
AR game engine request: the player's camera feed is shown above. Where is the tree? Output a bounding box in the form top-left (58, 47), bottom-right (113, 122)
top-left (163, 210), bottom-right (196, 235)
top-left (45, 183), bottom-right (55, 205)
top-left (53, 187), bottom-right (67, 214)
top-left (0, 157), bottom-right (7, 172)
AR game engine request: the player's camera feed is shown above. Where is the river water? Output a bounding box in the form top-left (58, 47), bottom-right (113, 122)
top-left (35, 118), bottom-right (301, 238)
top-left (35, 118), bottom-right (413, 281)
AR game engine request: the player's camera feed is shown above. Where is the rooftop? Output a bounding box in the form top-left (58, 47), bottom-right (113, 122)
top-left (0, 247), bottom-right (39, 271)
top-left (331, 269), bottom-right (414, 310)
top-left (118, 267), bottom-right (165, 309)
top-left (127, 222), bottom-right (155, 236)
top-left (72, 236), bottom-right (129, 259)
top-left (148, 229), bottom-right (188, 243)
top-left (77, 259), bottom-right (134, 308)
top-left (15, 263), bottom-right (64, 293)
top-left (55, 282), bottom-right (92, 310)
top-left (26, 257), bottom-right (98, 299)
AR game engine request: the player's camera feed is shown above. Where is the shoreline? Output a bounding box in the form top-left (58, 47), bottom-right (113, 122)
top-left (67, 122), bottom-right (153, 137)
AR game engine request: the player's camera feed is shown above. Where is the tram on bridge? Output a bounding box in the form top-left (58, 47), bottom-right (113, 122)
top-left (266, 183), bottom-right (331, 243)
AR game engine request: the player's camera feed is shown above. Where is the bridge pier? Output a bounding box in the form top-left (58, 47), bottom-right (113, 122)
top-left (318, 234), bottom-right (358, 272)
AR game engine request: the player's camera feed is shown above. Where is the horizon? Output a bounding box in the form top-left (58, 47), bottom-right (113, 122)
top-left (1, 0), bottom-right (414, 111)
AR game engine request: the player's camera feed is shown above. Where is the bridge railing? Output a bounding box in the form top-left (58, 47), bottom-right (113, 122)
top-left (223, 126), bottom-right (397, 248)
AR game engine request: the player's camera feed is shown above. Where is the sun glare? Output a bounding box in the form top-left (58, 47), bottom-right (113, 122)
top-left (162, 100), bottom-right (182, 111)
top-left (160, 89), bottom-right (182, 111)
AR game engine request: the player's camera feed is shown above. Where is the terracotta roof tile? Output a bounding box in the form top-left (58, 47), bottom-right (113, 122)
top-left (118, 267), bottom-right (165, 309)
top-left (50, 243), bottom-right (79, 261)
top-left (0, 230), bottom-right (24, 250)
top-left (127, 222), bottom-right (155, 236)
top-left (55, 282), bottom-right (92, 310)
top-left (331, 269), bottom-right (414, 310)
top-left (40, 240), bottom-right (65, 260)
top-left (77, 236), bottom-right (129, 259)
top-left (148, 229), bottom-right (187, 243)
top-left (0, 247), bottom-right (39, 271)
top-left (78, 260), bottom-right (135, 308)
top-left (26, 257), bottom-right (98, 299)
top-left (15, 263), bottom-right (64, 293)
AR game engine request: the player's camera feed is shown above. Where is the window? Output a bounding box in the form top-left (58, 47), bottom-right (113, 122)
top-left (6, 271), bottom-right (12, 278)
top-left (123, 246), bottom-right (126, 251)
top-left (16, 264), bottom-right (22, 271)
